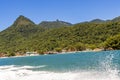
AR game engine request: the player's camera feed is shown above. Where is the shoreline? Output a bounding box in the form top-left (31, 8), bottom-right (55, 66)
top-left (1, 48), bottom-right (117, 59)
top-left (0, 49), bottom-right (106, 59)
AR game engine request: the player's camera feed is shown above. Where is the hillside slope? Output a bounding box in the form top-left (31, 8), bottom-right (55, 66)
top-left (0, 15), bottom-right (120, 55)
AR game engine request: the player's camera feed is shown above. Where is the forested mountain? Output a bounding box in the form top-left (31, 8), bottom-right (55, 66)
top-left (12, 15), bottom-right (35, 26)
top-left (90, 19), bottom-right (105, 23)
top-left (39, 19), bottom-right (72, 28)
top-left (88, 16), bottom-right (120, 23)
top-left (0, 15), bottom-right (120, 56)
top-left (111, 16), bottom-right (120, 22)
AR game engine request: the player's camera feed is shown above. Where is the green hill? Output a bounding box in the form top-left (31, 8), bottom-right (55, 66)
top-left (39, 19), bottom-right (72, 28)
top-left (90, 19), bottom-right (105, 23)
top-left (0, 15), bottom-right (120, 56)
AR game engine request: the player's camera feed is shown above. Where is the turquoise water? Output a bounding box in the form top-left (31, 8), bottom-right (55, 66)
top-left (0, 50), bottom-right (120, 80)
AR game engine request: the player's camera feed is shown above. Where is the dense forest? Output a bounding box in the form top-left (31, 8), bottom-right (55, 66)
top-left (0, 15), bottom-right (120, 56)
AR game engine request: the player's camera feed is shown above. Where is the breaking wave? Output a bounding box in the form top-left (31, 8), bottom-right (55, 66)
top-left (0, 51), bottom-right (120, 80)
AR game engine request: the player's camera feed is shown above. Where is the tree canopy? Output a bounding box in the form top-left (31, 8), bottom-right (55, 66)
top-left (0, 15), bottom-right (120, 56)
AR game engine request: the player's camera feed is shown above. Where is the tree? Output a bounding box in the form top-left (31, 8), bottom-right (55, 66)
top-left (55, 48), bottom-right (62, 52)
top-left (7, 52), bottom-right (15, 57)
top-left (74, 42), bottom-right (86, 51)
top-left (104, 34), bottom-right (120, 50)
top-left (66, 45), bottom-right (76, 51)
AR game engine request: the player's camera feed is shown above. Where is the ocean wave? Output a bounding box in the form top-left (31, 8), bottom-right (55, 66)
top-left (0, 51), bottom-right (120, 80)
top-left (0, 65), bottom-right (120, 80)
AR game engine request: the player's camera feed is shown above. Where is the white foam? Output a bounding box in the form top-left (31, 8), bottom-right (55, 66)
top-left (0, 65), bottom-right (119, 80)
top-left (0, 53), bottom-right (120, 80)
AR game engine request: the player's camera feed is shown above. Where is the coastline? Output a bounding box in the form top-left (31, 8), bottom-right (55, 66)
top-left (0, 49), bottom-right (105, 59)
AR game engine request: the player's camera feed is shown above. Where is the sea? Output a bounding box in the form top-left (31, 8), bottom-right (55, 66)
top-left (0, 50), bottom-right (120, 80)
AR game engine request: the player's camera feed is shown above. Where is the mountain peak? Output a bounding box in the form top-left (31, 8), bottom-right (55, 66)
top-left (111, 16), bottom-right (120, 22)
top-left (12, 15), bottom-right (35, 27)
top-left (90, 19), bottom-right (105, 23)
top-left (39, 20), bottom-right (72, 28)
top-left (17, 15), bottom-right (26, 19)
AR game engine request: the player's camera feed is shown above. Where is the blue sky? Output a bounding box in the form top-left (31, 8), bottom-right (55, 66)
top-left (0, 0), bottom-right (120, 31)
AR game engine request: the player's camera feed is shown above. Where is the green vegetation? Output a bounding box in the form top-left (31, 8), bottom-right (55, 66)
top-left (0, 15), bottom-right (120, 56)
top-left (55, 48), bottom-right (62, 52)
top-left (104, 34), bottom-right (120, 50)
top-left (39, 19), bottom-right (72, 28)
